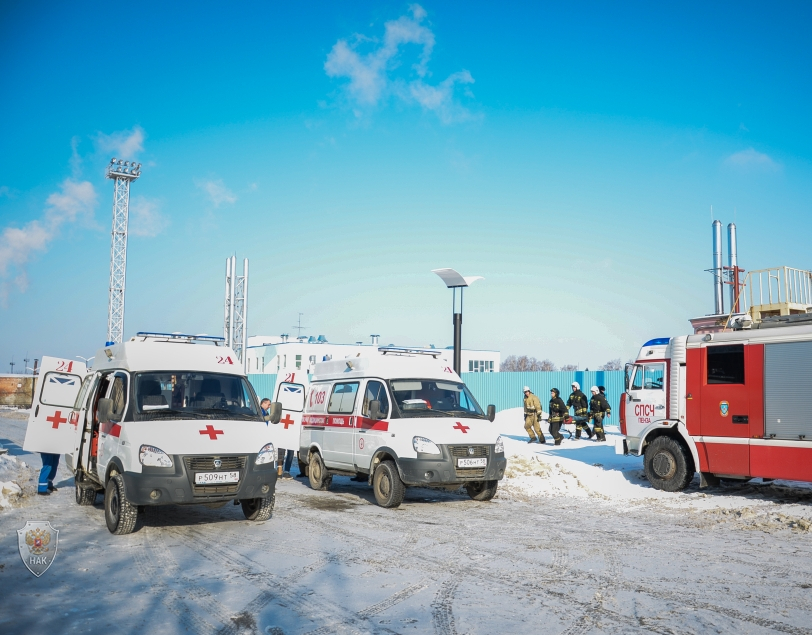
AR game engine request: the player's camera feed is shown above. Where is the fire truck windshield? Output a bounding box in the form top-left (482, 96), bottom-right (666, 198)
top-left (132, 372), bottom-right (262, 421)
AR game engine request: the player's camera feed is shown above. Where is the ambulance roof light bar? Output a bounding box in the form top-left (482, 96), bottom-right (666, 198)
top-left (134, 332), bottom-right (226, 345)
top-left (379, 346), bottom-right (441, 358)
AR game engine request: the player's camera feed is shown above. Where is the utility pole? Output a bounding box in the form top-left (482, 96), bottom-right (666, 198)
top-left (105, 158), bottom-right (141, 345)
top-left (224, 256), bottom-right (249, 371)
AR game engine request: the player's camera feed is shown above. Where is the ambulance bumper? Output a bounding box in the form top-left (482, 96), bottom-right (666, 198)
top-left (398, 447), bottom-right (507, 486)
top-left (121, 453), bottom-right (277, 505)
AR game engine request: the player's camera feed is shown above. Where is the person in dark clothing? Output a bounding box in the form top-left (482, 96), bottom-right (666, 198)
top-left (589, 386), bottom-right (612, 441)
top-left (548, 388), bottom-right (567, 445)
top-left (567, 381), bottom-right (593, 439)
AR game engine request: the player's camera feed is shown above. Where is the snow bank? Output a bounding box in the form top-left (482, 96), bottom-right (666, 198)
top-left (494, 407), bottom-right (812, 517)
top-left (0, 453), bottom-right (31, 510)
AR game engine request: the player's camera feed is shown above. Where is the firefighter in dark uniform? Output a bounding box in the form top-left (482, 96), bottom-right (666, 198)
top-left (567, 381), bottom-right (593, 439)
top-left (589, 386), bottom-right (611, 441)
top-left (548, 388), bottom-right (567, 445)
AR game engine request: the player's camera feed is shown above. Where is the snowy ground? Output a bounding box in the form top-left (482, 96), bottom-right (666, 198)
top-left (2, 411), bottom-right (812, 634)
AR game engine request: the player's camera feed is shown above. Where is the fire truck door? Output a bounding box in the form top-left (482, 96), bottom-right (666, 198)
top-left (699, 344), bottom-right (750, 475)
top-left (627, 362), bottom-right (667, 430)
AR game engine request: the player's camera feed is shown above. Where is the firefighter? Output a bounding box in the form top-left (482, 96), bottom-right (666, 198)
top-left (548, 388), bottom-right (567, 445)
top-left (589, 385), bottom-right (611, 441)
top-left (523, 386), bottom-right (545, 444)
top-left (567, 381), bottom-right (593, 439)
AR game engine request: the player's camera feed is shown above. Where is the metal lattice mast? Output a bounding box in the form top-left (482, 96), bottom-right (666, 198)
top-left (105, 158), bottom-right (141, 345)
top-left (223, 256), bottom-right (248, 370)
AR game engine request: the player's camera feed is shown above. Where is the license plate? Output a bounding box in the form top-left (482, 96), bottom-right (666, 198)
top-left (457, 458), bottom-right (487, 468)
top-left (195, 471), bottom-right (239, 484)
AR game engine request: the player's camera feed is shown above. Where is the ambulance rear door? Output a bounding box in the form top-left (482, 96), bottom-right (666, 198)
top-left (23, 357), bottom-right (87, 455)
top-left (273, 373), bottom-right (308, 453)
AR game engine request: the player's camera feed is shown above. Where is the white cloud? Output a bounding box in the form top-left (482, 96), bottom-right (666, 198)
top-left (129, 196), bottom-right (168, 237)
top-left (724, 147), bottom-right (780, 171)
top-left (196, 179), bottom-right (237, 207)
top-left (96, 125), bottom-right (145, 159)
top-left (0, 179), bottom-right (96, 304)
top-left (324, 4), bottom-right (476, 123)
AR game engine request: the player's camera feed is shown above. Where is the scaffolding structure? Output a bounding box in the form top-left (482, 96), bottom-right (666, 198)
top-left (105, 158), bottom-right (141, 345)
top-left (224, 256), bottom-right (249, 369)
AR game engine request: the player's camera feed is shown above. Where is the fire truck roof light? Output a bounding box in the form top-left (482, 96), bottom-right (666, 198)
top-left (643, 338), bottom-right (671, 347)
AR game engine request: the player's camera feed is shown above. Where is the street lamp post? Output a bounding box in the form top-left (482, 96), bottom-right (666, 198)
top-left (431, 268), bottom-right (483, 375)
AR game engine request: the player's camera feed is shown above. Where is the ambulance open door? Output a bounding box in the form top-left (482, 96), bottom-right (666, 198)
top-left (23, 357), bottom-right (87, 455)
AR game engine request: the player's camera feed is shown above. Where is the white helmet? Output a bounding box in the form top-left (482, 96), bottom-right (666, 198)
top-left (523, 386), bottom-right (531, 392)
top-left (590, 385), bottom-right (599, 393)
top-left (571, 381), bottom-right (580, 390)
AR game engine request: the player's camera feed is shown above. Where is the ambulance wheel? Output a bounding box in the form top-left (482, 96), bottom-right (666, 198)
top-left (241, 494), bottom-right (274, 521)
top-left (104, 474), bottom-right (139, 535)
top-left (465, 480), bottom-right (498, 501)
top-left (372, 460), bottom-right (405, 508)
top-left (308, 453), bottom-right (332, 491)
top-left (75, 483), bottom-right (97, 506)
top-left (644, 436), bottom-right (693, 492)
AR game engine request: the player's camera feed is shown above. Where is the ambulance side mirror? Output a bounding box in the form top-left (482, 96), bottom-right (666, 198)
top-left (487, 405), bottom-right (496, 422)
top-left (97, 398), bottom-right (113, 424)
top-left (369, 400), bottom-right (382, 420)
top-left (268, 402), bottom-right (282, 425)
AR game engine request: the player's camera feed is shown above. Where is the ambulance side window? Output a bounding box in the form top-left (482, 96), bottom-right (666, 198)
top-left (362, 381), bottom-right (390, 418)
top-left (73, 375), bottom-right (95, 410)
top-left (707, 345), bottom-right (744, 384)
top-left (276, 382), bottom-right (305, 412)
top-left (328, 382), bottom-right (359, 414)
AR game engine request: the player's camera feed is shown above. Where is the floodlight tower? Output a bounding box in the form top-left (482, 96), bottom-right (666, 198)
top-left (105, 158), bottom-right (141, 345)
top-left (223, 256), bottom-right (249, 370)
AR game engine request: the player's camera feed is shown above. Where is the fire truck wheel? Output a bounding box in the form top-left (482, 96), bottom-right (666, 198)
top-left (104, 474), bottom-right (139, 535)
top-left (644, 436), bottom-right (693, 492)
top-left (308, 452), bottom-right (332, 491)
top-left (241, 495), bottom-right (275, 521)
top-left (465, 480), bottom-right (498, 501)
top-left (372, 460), bottom-right (405, 508)
top-left (75, 483), bottom-right (97, 506)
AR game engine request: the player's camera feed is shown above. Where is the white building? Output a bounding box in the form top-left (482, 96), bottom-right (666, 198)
top-left (244, 334), bottom-right (500, 374)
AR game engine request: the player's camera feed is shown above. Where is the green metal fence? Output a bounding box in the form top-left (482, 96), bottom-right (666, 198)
top-left (247, 370), bottom-right (625, 416)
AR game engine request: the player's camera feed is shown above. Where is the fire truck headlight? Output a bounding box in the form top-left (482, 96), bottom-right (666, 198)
top-left (412, 436), bottom-right (441, 455)
top-left (495, 435), bottom-right (504, 454)
top-left (139, 445), bottom-right (173, 467)
top-left (256, 443), bottom-right (275, 465)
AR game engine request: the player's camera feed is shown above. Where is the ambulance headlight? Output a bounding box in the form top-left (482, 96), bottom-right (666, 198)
top-left (495, 435), bottom-right (504, 454)
top-left (256, 442), bottom-right (275, 465)
top-left (413, 436), bottom-right (441, 455)
top-left (139, 445), bottom-right (173, 467)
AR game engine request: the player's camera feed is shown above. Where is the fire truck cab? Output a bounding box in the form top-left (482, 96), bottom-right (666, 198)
top-left (618, 317), bottom-right (812, 491)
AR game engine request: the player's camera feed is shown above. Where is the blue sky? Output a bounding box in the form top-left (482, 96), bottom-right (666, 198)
top-left (2, 1), bottom-right (811, 370)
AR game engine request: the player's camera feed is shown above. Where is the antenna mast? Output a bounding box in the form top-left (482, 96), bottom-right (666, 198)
top-left (223, 256), bottom-right (249, 370)
top-left (105, 158), bottom-right (141, 345)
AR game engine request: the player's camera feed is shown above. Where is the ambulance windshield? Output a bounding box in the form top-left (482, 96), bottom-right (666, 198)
top-left (132, 372), bottom-right (262, 421)
top-left (389, 379), bottom-right (486, 418)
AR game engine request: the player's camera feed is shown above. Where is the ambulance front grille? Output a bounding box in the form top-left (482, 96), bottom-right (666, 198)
top-left (193, 484), bottom-right (240, 496)
top-left (448, 445), bottom-right (489, 458)
top-left (185, 456), bottom-right (246, 471)
top-left (454, 467), bottom-right (487, 479)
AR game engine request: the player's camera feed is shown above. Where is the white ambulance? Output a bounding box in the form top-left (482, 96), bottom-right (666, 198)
top-left (276, 350), bottom-right (507, 508)
top-left (24, 333), bottom-right (281, 535)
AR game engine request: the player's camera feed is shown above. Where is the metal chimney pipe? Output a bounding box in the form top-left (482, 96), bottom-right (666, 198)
top-left (713, 220), bottom-right (724, 315)
top-left (728, 223), bottom-right (738, 312)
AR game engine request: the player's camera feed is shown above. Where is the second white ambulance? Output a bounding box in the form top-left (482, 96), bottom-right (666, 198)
top-left (275, 350), bottom-right (507, 508)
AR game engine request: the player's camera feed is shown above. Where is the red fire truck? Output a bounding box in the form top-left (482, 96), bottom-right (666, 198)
top-left (617, 315), bottom-right (812, 491)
